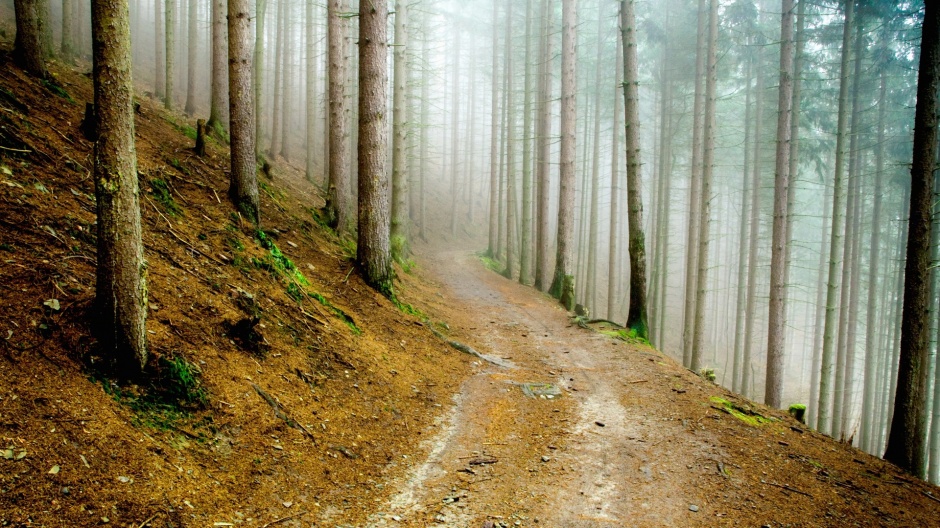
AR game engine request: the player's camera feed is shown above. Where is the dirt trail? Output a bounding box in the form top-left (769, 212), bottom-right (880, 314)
top-left (368, 248), bottom-right (724, 527)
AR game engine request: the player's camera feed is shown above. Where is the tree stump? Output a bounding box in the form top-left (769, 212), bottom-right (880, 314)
top-left (80, 102), bottom-right (96, 141)
top-left (194, 118), bottom-right (206, 156)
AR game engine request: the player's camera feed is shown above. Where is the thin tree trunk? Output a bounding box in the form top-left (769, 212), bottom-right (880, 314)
top-left (356, 0), bottom-right (393, 295)
top-left (227, 0), bottom-right (259, 223)
top-left (690, 0), bottom-right (717, 367)
top-left (765, 0), bottom-right (795, 408)
top-left (520, 0), bottom-right (535, 286)
top-left (391, 0), bottom-right (409, 259)
top-left (326, 0), bottom-right (351, 233)
top-left (253, 0), bottom-right (267, 154)
top-left (503, 0), bottom-right (516, 279)
top-left (817, 0), bottom-right (854, 435)
top-left (270, 0), bottom-right (285, 156)
top-left (534, 0), bottom-right (552, 290)
top-left (91, 0), bottom-right (147, 370)
top-left (184, 0), bottom-right (198, 114)
top-left (587, 10), bottom-right (603, 315)
top-left (886, 0), bottom-right (940, 475)
top-left (682, 0), bottom-right (708, 366)
top-left (61, 0), bottom-right (74, 59)
top-left (450, 30), bottom-right (461, 238)
top-left (418, 15), bottom-right (429, 242)
top-left (608, 33), bottom-right (624, 321)
top-left (280, 0), bottom-right (293, 161)
top-left (808, 176), bottom-right (832, 427)
top-left (733, 44), bottom-right (753, 394)
top-left (208, 0), bottom-right (228, 131)
top-left (155, 0), bottom-right (165, 98)
top-left (305, 0), bottom-right (319, 181)
top-left (549, 0), bottom-right (577, 310)
top-left (743, 40), bottom-right (765, 399)
top-left (487, 0), bottom-right (500, 258)
top-left (165, 0), bottom-right (175, 110)
top-left (13, 0), bottom-right (49, 78)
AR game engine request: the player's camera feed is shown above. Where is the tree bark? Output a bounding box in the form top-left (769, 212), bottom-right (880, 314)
top-left (549, 0), bottom-right (577, 311)
top-left (14, 0), bottom-right (49, 78)
top-left (764, 0), bottom-right (795, 408)
top-left (270, 0), bottom-right (285, 156)
top-left (391, 0), bottom-right (409, 260)
top-left (184, 0), bottom-right (198, 115)
top-left (450, 30), bottom-right (461, 239)
top-left (487, 0), bottom-right (500, 258)
top-left (356, 0), bottom-right (393, 295)
top-left (165, 0), bottom-right (176, 110)
top-left (534, 0), bottom-right (553, 291)
top-left (305, 0), bottom-right (319, 181)
top-left (325, 0), bottom-right (351, 233)
top-left (155, 0), bottom-right (165, 98)
top-left (227, 0), bottom-right (259, 223)
top-left (608, 33), bottom-right (623, 321)
top-left (885, 0), bottom-right (939, 476)
top-left (253, 0), bottom-right (267, 154)
top-left (733, 42), bottom-right (753, 394)
top-left (91, 0), bottom-right (147, 370)
top-left (61, 0), bottom-right (75, 60)
top-left (207, 0), bottom-right (228, 131)
top-left (280, 0), bottom-right (294, 161)
top-left (519, 0), bottom-right (534, 286)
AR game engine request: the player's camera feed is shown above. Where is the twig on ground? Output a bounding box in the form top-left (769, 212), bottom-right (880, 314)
top-left (760, 479), bottom-right (812, 498)
top-left (260, 511), bottom-right (307, 528)
top-left (137, 512), bottom-right (159, 528)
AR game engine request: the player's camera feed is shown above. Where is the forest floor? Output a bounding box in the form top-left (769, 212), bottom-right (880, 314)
top-left (0, 39), bottom-right (938, 528)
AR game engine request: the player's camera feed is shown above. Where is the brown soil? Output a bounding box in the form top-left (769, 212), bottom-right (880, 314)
top-left (0, 43), bottom-right (938, 528)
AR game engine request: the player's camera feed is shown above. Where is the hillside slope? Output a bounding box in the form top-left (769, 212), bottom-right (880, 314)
top-left (0, 52), bottom-right (478, 526)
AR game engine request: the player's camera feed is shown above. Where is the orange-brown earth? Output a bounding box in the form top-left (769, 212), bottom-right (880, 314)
top-left (0, 40), bottom-right (938, 528)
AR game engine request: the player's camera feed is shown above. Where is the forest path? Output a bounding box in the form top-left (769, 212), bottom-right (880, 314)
top-left (367, 247), bottom-right (724, 527)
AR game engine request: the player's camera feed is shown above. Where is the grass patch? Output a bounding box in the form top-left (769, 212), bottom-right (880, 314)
top-left (710, 396), bottom-right (771, 427)
top-left (478, 252), bottom-right (503, 273)
top-left (393, 297), bottom-right (426, 319)
top-left (309, 291), bottom-right (361, 335)
top-left (149, 178), bottom-right (182, 216)
top-left (41, 79), bottom-right (74, 103)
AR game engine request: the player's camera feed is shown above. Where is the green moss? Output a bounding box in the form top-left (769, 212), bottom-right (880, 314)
top-left (478, 253), bottom-right (503, 273)
top-left (788, 403), bottom-right (807, 423)
top-left (149, 178), bottom-right (182, 216)
top-left (710, 396), bottom-right (771, 427)
top-left (42, 79), bottom-right (74, 103)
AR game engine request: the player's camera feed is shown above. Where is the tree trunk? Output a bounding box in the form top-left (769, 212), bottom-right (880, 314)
top-left (325, 0), bottom-right (351, 233)
top-left (155, 0), bottom-right (165, 98)
top-left (549, 0), bottom-right (577, 311)
top-left (391, 0), bottom-right (409, 260)
top-left (690, 0), bottom-right (717, 367)
top-left (764, 0), bottom-right (795, 408)
top-left (885, 0), bottom-right (939, 476)
top-left (207, 0), bottom-right (228, 131)
top-left (184, 0), bottom-right (198, 115)
top-left (621, 0), bottom-right (648, 338)
top-left (61, 0), bottom-right (74, 59)
top-left (305, 0), bottom-right (319, 181)
top-left (165, 0), bottom-right (176, 110)
top-left (586, 11), bottom-right (603, 314)
top-left (280, 0), bottom-right (293, 161)
top-left (91, 0), bottom-right (147, 370)
top-left (356, 0), bottom-right (393, 296)
top-left (450, 30), bottom-right (461, 239)
top-left (743, 38), bottom-right (765, 399)
top-left (253, 0), bottom-right (267, 154)
top-left (733, 43), bottom-right (753, 394)
top-left (227, 0), bottom-right (259, 223)
top-left (270, 0), bottom-right (284, 156)
top-left (608, 33), bottom-right (623, 321)
top-left (418, 15), bottom-right (429, 242)
top-left (519, 0), bottom-right (534, 286)
top-left (14, 0), bottom-right (49, 78)
top-left (808, 175), bottom-right (832, 428)
top-left (534, 0), bottom-right (552, 290)
top-left (682, 0), bottom-right (707, 366)
top-left (503, 0), bottom-right (516, 280)
top-left (817, 0), bottom-right (853, 435)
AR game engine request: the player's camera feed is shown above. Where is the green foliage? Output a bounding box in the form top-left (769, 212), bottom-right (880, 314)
top-left (161, 356), bottom-right (208, 406)
top-left (149, 178), bottom-right (182, 216)
top-left (477, 253), bottom-right (503, 273)
top-left (788, 403), bottom-right (807, 423)
top-left (309, 291), bottom-right (361, 334)
top-left (710, 396), bottom-right (771, 427)
top-left (393, 297), bottom-right (426, 319)
top-left (0, 243), bottom-right (13, 252)
top-left (41, 79), bottom-right (74, 103)
top-left (209, 120), bottom-right (229, 143)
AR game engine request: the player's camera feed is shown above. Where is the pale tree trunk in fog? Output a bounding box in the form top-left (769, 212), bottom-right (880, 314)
top-left (155, 0), bottom-right (165, 98)
top-left (418, 18), bottom-right (429, 241)
top-left (882, 197), bottom-right (908, 450)
top-left (503, 1), bottom-right (516, 280)
top-left (184, 0), bottom-right (198, 115)
top-left (13, 0), bottom-right (49, 78)
top-left (690, 0), bottom-right (717, 367)
top-left (280, 0), bottom-right (294, 161)
top-left (305, 0), bottom-right (319, 182)
top-left (487, 0), bottom-right (500, 258)
top-left (860, 72), bottom-right (886, 451)
top-left (622, 0), bottom-right (649, 339)
top-left (764, 0), bottom-right (795, 408)
top-left (808, 179), bottom-right (831, 427)
top-left (534, 0), bottom-right (552, 291)
top-left (391, 0), bottom-right (409, 259)
top-left (742, 41), bottom-right (765, 399)
top-left (253, 0), bottom-right (267, 154)
top-left (886, 0), bottom-right (939, 476)
top-left (608, 35), bottom-right (623, 321)
top-left (549, 0), bottom-right (577, 311)
top-left (586, 12), bottom-right (603, 316)
top-left (61, 0), bottom-right (75, 59)
top-left (270, 0), bottom-right (285, 157)
top-left (91, 0), bottom-right (147, 370)
top-left (227, 0), bottom-right (259, 223)
top-left (732, 46), bottom-right (752, 394)
top-left (208, 0), bottom-right (228, 131)
top-left (165, 0), bottom-right (176, 110)
top-left (817, 0), bottom-right (853, 435)
top-left (326, 0), bottom-right (351, 233)
top-left (450, 31), bottom-right (461, 239)
top-left (519, 0), bottom-right (534, 286)
top-left (654, 49), bottom-right (672, 345)
top-left (682, 0), bottom-right (707, 367)
top-left (357, 0), bottom-right (393, 295)
top-left (834, 17), bottom-right (863, 441)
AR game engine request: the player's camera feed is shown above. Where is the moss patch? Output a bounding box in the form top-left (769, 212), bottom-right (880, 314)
top-left (710, 396), bottom-right (771, 427)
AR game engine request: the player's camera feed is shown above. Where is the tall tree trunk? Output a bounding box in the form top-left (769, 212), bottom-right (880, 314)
top-left (208, 0), bottom-right (228, 131)
top-left (14, 0), bottom-right (49, 78)
top-left (765, 0), bottom-right (795, 408)
top-left (252, 0), bottom-right (267, 154)
top-left (61, 0), bottom-right (74, 59)
top-left (487, 0), bottom-right (500, 258)
top-left (621, 0), bottom-right (648, 337)
top-left (885, 0), bottom-right (940, 476)
top-left (184, 0), bottom-right (198, 115)
top-left (356, 0), bottom-right (393, 296)
top-left (270, 0), bottom-right (285, 156)
top-left (418, 15), bottom-right (429, 242)
top-left (743, 40), bottom-right (765, 399)
top-left (165, 0), bottom-right (176, 110)
top-left (519, 0), bottom-right (535, 286)
top-left (155, 0), bottom-right (165, 98)
top-left (549, 0), bottom-right (577, 311)
top-left (689, 0), bottom-right (717, 366)
top-left (733, 44), bottom-right (753, 394)
top-left (534, 0), bottom-right (552, 290)
top-left (305, 0), bottom-right (319, 181)
top-left (808, 176), bottom-right (832, 427)
top-left (654, 58), bottom-right (672, 346)
top-left (325, 0), bottom-right (351, 233)
top-left (503, 0), bottom-right (516, 280)
top-left (817, 0), bottom-right (854, 435)
top-left (682, 0), bottom-right (708, 366)
top-left (587, 10), bottom-right (603, 315)
top-left (391, 0), bottom-right (409, 259)
top-left (280, 0), bottom-right (293, 161)
top-left (608, 33), bottom-right (624, 321)
top-left (91, 0), bottom-right (147, 371)
top-left (450, 30), bottom-right (461, 238)
top-left (227, 0), bottom-right (259, 223)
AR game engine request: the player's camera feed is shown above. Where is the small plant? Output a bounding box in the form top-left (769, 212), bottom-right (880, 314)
top-left (181, 125), bottom-right (197, 141)
top-left (41, 79), bottom-right (74, 103)
top-left (161, 355), bottom-right (208, 407)
top-left (477, 252), bottom-right (503, 273)
top-left (710, 396), bottom-right (770, 427)
top-left (149, 178), bottom-right (182, 216)
top-left (393, 297), bottom-right (426, 319)
top-left (788, 403), bottom-right (806, 423)
top-left (700, 368), bottom-right (716, 382)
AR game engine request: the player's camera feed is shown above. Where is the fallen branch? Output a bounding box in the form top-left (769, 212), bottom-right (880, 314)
top-left (260, 511), bottom-right (307, 528)
top-left (923, 491), bottom-right (940, 505)
top-left (760, 479), bottom-right (812, 498)
top-left (0, 145), bottom-right (31, 153)
top-left (251, 383), bottom-right (316, 441)
top-left (427, 325), bottom-right (504, 367)
top-left (137, 512), bottom-right (159, 528)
